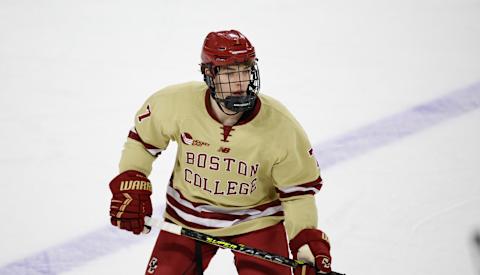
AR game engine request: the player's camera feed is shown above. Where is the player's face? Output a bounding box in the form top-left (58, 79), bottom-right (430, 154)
top-left (214, 64), bottom-right (251, 98)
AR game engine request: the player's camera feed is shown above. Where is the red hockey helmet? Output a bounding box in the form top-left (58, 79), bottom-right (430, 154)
top-left (201, 30), bottom-right (256, 69)
top-left (200, 30), bottom-right (260, 113)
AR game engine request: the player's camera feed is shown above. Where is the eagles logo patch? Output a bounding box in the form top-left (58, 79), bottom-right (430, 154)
top-left (181, 132), bottom-right (210, 147)
top-left (181, 132), bottom-right (193, 145)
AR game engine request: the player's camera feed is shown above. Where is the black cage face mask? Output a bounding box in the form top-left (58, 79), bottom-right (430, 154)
top-left (203, 62), bottom-right (260, 114)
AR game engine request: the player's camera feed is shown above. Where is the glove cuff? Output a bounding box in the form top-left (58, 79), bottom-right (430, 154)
top-left (109, 170), bottom-right (152, 194)
top-left (289, 228), bottom-right (331, 254)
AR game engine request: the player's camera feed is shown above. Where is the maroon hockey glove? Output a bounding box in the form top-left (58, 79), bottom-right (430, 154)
top-left (290, 229), bottom-right (332, 274)
top-left (109, 170), bottom-right (153, 235)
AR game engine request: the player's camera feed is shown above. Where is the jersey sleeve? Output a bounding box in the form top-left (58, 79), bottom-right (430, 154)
top-left (119, 93), bottom-right (174, 176)
top-left (271, 119), bottom-right (323, 239)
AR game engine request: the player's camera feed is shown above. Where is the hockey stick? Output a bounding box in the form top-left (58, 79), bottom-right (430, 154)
top-left (145, 217), bottom-right (345, 275)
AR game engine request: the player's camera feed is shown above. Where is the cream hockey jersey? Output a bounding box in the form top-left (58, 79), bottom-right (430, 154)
top-left (119, 81), bottom-right (323, 239)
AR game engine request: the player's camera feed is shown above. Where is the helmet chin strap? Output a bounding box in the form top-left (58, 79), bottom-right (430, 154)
top-left (215, 99), bottom-right (241, 116)
top-left (214, 93), bottom-right (256, 114)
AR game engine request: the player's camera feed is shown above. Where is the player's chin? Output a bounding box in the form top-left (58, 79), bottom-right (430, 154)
top-left (230, 91), bottom-right (247, 96)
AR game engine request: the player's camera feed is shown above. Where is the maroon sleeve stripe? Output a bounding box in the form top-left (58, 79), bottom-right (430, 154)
top-left (300, 177), bottom-right (323, 188)
top-left (128, 128), bottom-right (162, 157)
top-left (275, 176), bottom-right (323, 199)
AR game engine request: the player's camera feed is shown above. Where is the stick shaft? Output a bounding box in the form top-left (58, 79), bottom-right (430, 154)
top-left (145, 217), bottom-right (345, 275)
top-left (146, 217), bottom-right (305, 268)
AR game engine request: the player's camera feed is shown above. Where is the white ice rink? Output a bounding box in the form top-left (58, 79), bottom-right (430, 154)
top-left (1, 0), bottom-right (479, 274)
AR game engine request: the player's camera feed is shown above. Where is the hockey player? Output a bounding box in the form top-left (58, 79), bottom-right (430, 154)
top-left (109, 30), bottom-right (333, 275)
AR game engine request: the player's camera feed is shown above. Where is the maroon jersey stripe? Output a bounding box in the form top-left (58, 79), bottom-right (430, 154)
top-left (165, 205), bottom-right (285, 231)
top-left (165, 206), bottom-right (218, 230)
top-left (278, 190), bottom-right (317, 199)
top-left (166, 194), bottom-right (250, 221)
top-left (171, 185), bottom-right (282, 212)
